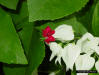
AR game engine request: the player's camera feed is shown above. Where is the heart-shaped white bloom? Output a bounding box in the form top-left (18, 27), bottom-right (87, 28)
top-left (95, 60), bottom-right (99, 73)
top-left (75, 54), bottom-right (95, 75)
top-left (49, 42), bottom-right (63, 65)
top-left (53, 24), bottom-right (74, 42)
top-left (62, 43), bottom-right (81, 71)
top-left (77, 32), bottom-right (99, 55)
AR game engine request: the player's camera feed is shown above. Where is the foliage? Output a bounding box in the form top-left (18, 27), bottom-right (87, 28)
top-left (0, 0), bottom-right (98, 75)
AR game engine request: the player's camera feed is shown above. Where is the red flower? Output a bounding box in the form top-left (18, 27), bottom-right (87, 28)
top-left (42, 26), bottom-right (55, 44)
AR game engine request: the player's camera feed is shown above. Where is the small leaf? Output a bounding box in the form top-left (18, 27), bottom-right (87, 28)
top-left (0, 0), bottom-right (19, 9)
top-left (27, 0), bottom-right (89, 22)
top-left (0, 8), bottom-right (27, 64)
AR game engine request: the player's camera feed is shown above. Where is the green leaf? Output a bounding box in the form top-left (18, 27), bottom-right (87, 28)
top-left (0, 0), bottom-right (19, 9)
top-left (3, 23), bottom-right (45, 75)
top-left (3, 65), bottom-right (26, 75)
top-left (92, 1), bottom-right (99, 36)
top-left (0, 8), bottom-right (27, 64)
top-left (10, 1), bottom-right (28, 25)
top-left (25, 29), bottom-right (45, 75)
top-left (71, 72), bottom-right (76, 75)
top-left (27, 0), bottom-right (89, 22)
top-left (18, 21), bottom-right (34, 56)
top-left (3, 21), bottom-right (33, 75)
top-left (76, 0), bottom-right (96, 33)
top-left (32, 69), bottom-right (38, 75)
top-left (37, 16), bottom-right (87, 35)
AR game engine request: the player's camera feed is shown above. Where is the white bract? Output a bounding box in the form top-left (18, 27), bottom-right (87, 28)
top-left (49, 42), bottom-right (63, 65)
top-left (77, 32), bottom-right (99, 55)
top-left (62, 43), bottom-right (81, 71)
top-left (49, 42), bottom-right (81, 71)
top-left (53, 24), bottom-right (74, 42)
top-left (75, 54), bottom-right (95, 75)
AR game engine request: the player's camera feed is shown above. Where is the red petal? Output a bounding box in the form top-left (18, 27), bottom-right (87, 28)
top-left (45, 26), bottom-right (51, 32)
top-left (48, 36), bottom-right (55, 41)
top-left (42, 26), bottom-right (55, 37)
top-left (44, 39), bottom-right (50, 44)
top-left (42, 30), bottom-right (47, 37)
top-left (42, 26), bottom-right (51, 37)
top-left (50, 30), bottom-right (55, 35)
top-left (45, 36), bottom-right (55, 44)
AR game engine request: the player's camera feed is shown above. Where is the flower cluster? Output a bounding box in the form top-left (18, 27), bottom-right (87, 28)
top-left (42, 24), bottom-right (99, 75)
top-left (42, 26), bottom-right (55, 44)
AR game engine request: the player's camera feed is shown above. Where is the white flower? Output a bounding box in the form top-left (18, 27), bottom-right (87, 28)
top-left (62, 43), bottom-right (81, 71)
top-left (77, 32), bottom-right (99, 55)
top-left (75, 54), bottom-right (95, 75)
top-left (95, 60), bottom-right (99, 73)
top-left (53, 24), bottom-right (74, 42)
top-left (49, 42), bottom-right (63, 65)
top-left (49, 42), bottom-right (81, 70)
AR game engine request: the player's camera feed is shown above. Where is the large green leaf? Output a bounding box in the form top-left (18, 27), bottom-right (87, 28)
top-left (92, 1), bottom-right (99, 36)
top-left (0, 0), bottom-right (19, 9)
top-left (37, 16), bottom-right (87, 35)
top-left (25, 28), bottom-right (45, 75)
top-left (27, 0), bottom-right (89, 22)
top-left (3, 23), bottom-right (45, 75)
top-left (10, 1), bottom-right (28, 25)
top-left (3, 21), bottom-right (33, 75)
top-left (17, 20), bottom-right (34, 56)
top-left (0, 8), bottom-right (27, 64)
